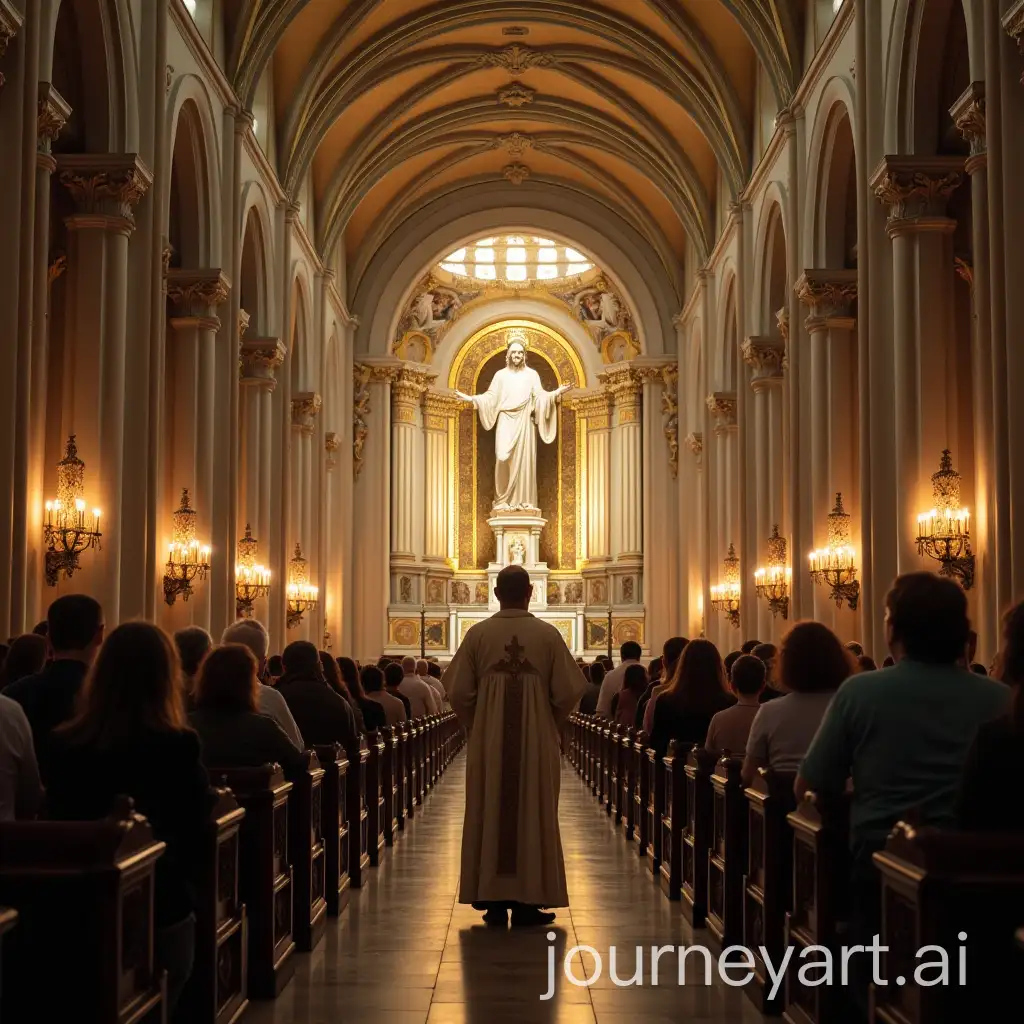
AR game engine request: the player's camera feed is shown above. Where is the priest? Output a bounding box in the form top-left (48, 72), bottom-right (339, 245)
top-left (445, 564), bottom-right (586, 926)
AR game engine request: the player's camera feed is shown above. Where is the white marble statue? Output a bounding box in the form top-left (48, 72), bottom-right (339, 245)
top-left (455, 334), bottom-right (571, 512)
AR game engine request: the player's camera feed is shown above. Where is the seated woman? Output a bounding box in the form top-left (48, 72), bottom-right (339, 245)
top-left (957, 601), bottom-right (1024, 831)
top-left (362, 664), bottom-right (407, 725)
top-left (649, 639), bottom-right (733, 760)
top-left (706, 654), bottom-right (765, 757)
top-left (614, 664), bottom-right (648, 729)
top-left (189, 644), bottom-right (308, 778)
top-left (45, 621), bottom-right (213, 1020)
top-left (338, 655), bottom-right (387, 731)
top-left (320, 650), bottom-right (366, 734)
top-left (741, 620), bottom-right (852, 786)
top-left (0, 632), bottom-right (47, 690)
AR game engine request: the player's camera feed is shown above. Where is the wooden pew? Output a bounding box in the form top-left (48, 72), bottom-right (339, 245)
top-left (0, 797), bottom-right (167, 1022)
top-left (212, 765), bottom-right (295, 999)
top-left (870, 824), bottom-right (1024, 1023)
top-left (619, 727), bottom-right (636, 838)
top-left (380, 727), bottom-right (400, 846)
top-left (706, 755), bottom-right (747, 953)
top-left (288, 752), bottom-right (327, 953)
top-left (645, 745), bottom-right (663, 877)
top-left (181, 787), bottom-right (248, 1024)
top-left (0, 906), bottom-right (15, 1022)
top-left (783, 791), bottom-right (850, 1024)
top-left (681, 746), bottom-right (717, 927)
top-left (365, 730), bottom-right (386, 866)
top-left (659, 741), bottom-right (685, 900)
top-left (607, 723), bottom-right (622, 819)
top-left (743, 769), bottom-right (797, 1015)
top-left (393, 723), bottom-right (408, 834)
top-left (591, 719), bottom-right (603, 798)
top-left (411, 720), bottom-right (423, 808)
top-left (348, 740), bottom-right (371, 887)
top-left (599, 721), bottom-right (612, 805)
top-left (632, 730), bottom-right (649, 856)
top-left (404, 722), bottom-right (417, 821)
top-left (313, 744), bottom-right (351, 917)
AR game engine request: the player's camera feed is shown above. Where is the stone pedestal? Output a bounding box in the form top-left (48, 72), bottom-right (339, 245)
top-left (486, 510), bottom-right (549, 610)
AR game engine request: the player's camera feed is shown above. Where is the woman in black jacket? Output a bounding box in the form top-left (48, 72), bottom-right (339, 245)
top-left (338, 655), bottom-right (387, 731)
top-left (45, 621), bottom-right (213, 1020)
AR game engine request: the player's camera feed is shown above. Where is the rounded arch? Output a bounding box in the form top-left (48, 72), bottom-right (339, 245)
top-left (239, 184), bottom-right (277, 333)
top-left (323, 329), bottom-right (341, 434)
top-left (804, 82), bottom-right (858, 268)
top-left (752, 183), bottom-right (790, 334)
top-left (715, 267), bottom-right (739, 391)
top-left (289, 263), bottom-right (315, 388)
top-left (353, 183), bottom-right (677, 362)
top-left (165, 76), bottom-right (223, 267)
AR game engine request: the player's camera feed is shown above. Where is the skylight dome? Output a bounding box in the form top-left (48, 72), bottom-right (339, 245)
top-left (438, 235), bottom-right (595, 283)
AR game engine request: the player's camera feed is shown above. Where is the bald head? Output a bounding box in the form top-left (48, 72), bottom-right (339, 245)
top-left (415, 658), bottom-right (429, 676)
top-left (401, 656), bottom-right (417, 674)
top-left (495, 565), bottom-right (532, 609)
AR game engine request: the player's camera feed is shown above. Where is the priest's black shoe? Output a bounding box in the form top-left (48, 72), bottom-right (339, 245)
top-left (510, 905), bottom-right (556, 926)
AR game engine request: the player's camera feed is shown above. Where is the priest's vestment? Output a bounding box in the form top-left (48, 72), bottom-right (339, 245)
top-left (446, 609), bottom-right (586, 907)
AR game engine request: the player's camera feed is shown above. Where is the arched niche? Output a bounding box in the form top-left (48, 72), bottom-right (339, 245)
top-left (240, 208), bottom-right (269, 335)
top-left (753, 189), bottom-right (790, 335)
top-left (805, 90), bottom-right (858, 270)
top-left (716, 272), bottom-right (739, 391)
top-left (289, 265), bottom-right (314, 388)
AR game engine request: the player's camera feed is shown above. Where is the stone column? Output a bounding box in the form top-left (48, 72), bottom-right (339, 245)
top-left (742, 338), bottom-right (785, 640)
top-left (239, 336), bottom-right (284, 624)
top-left (389, 367), bottom-right (433, 577)
top-left (951, 82), bottom-right (996, 653)
top-left (573, 392), bottom-right (612, 565)
top-left (57, 154), bottom-right (152, 623)
top-left (683, 431), bottom-right (704, 637)
top-left (795, 271), bottom-right (858, 629)
top-left (23, 83), bottom-right (71, 627)
top-left (324, 430), bottom-right (341, 646)
top-left (422, 391), bottom-right (460, 564)
top-left (706, 393), bottom-right (737, 649)
top-left (871, 157), bottom-right (964, 573)
top-left (601, 365), bottom-right (643, 561)
top-left (290, 392), bottom-right (321, 639)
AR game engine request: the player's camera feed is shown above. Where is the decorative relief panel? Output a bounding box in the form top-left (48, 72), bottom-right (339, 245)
top-left (389, 619), bottom-right (419, 647)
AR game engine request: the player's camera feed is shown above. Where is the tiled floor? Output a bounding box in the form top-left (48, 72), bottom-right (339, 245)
top-left (245, 756), bottom-right (768, 1023)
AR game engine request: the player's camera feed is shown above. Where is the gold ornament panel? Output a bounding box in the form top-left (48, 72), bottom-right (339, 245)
top-left (389, 618), bottom-right (419, 647)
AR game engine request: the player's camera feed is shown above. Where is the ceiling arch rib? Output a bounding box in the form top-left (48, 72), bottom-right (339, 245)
top-left (319, 99), bottom-right (713, 263)
top-left (281, 0), bottom-right (750, 193)
top-left (712, 0), bottom-right (798, 102)
top-left (283, 42), bottom-right (746, 199)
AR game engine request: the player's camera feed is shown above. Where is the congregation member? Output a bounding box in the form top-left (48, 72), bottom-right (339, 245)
top-left (751, 642), bottom-right (781, 701)
top-left (612, 663), bottom-right (647, 729)
top-left (5, 594), bottom-right (104, 782)
top-left (173, 626), bottom-right (212, 705)
top-left (267, 654), bottom-right (284, 682)
top-left (957, 599), bottom-right (1024, 832)
top-left (276, 641), bottom-right (359, 754)
top-left (0, 689), bottom-right (41, 821)
top-left (44, 621), bottom-right (212, 1019)
top-left (321, 650), bottom-right (366, 733)
top-left (639, 635), bottom-right (688, 734)
top-left (188, 644), bottom-right (308, 778)
top-left (361, 664), bottom-right (407, 725)
top-left (220, 620), bottom-right (303, 749)
top-left (741, 621), bottom-right (852, 786)
top-left (338, 656), bottom-right (387, 730)
top-left (577, 665), bottom-right (601, 714)
top-left (648, 638), bottom-right (732, 760)
top-left (384, 662), bottom-right (414, 718)
top-left (595, 640), bottom-right (642, 718)
top-left (397, 656), bottom-right (440, 716)
top-left (0, 632), bottom-right (47, 690)
top-left (797, 572), bottom-right (1010, 1011)
top-left (446, 565), bottom-right (586, 926)
top-left (419, 657), bottom-right (447, 709)
top-left (705, 654), bottom-right (765, 757)
top-left (740, 639), bottom-right (760, 654)
top-left (723, 649), bottom-right (742, 682)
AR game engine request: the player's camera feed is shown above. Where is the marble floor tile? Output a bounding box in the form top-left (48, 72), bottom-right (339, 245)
top-left (244, 756), bottom-right (769, 1024)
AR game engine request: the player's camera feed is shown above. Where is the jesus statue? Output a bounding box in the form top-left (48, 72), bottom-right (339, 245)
top-left (455, 333), bottom-right (572, 512)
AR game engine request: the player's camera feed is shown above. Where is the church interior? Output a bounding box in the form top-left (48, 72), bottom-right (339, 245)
top-left (1, 0), bottom-right (1024, 1021)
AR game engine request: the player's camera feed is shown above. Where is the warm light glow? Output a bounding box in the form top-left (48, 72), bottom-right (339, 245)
top-left (506, 246), bottom-right (527, 263)
top-left (474, 247), bottom-right (495, 262)
top-left (184, 0), bottom-right (197, 14)
top-left (505, 265), bottom-right (528, 281)
top-left (474, 264), bottom-right (496, 279)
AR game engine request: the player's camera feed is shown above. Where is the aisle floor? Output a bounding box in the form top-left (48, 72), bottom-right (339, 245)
top-left (246, 756), bottom-right (768, 1023)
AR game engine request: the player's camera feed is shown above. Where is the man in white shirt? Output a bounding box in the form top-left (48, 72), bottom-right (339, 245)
top-left (595, 641), bottom-right (643, 718)
top-left (417, 658), bottom-right (447, 709)
top-left (399, 656), bottom-right (440, 717)
top-left (0, 694), bottom-right (42, 821)
top-left (221, 620), bottom-right (304, 749)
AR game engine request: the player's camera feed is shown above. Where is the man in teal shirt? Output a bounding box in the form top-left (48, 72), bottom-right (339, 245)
top-left (797, 572), bottom-right (1009, 1007)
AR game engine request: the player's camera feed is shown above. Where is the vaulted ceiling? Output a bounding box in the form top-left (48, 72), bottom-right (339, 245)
top-left (224, 1), bottom-right (800, 298)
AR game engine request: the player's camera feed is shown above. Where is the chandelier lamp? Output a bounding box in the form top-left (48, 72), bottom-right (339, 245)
top-left (235, 524), bottom-right (270, 618)
top-left (915, 450), bottom-right (974, 589)
top-left (808, 493), bottom-right (860, 610)
top-left (286, 541), bottom-right (318, 628)
top-left (709, 543), bottom-right (741, 628)
top-left (163, 488), bottom-right (211, 605)
top-left (754, 525), bottom-right (791, 619)
top-left (43, 434), bottom-right (102, 586)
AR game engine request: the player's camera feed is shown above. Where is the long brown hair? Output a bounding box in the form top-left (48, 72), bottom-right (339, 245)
top-left (337, 656), bottom-right (366, 700)
top-left (1000, 600), bottom-right (1024, 729)
top-left (193, 644), bottom-right (259, 713)
top-left (663, 638), bottom-right (730, 715)
top-left (60, 621), bottom-right (186, 747)
top-left (778, 621), bottom-right (855, 693)
top-left (320, 650), bottom-right (353, 702)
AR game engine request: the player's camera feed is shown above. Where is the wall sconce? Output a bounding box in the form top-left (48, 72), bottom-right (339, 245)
top-left (286, 541), bottom-right (318, 628)
top-left (754, 524), bottom-right (791, 619)
top-left (915, 449), bottom-right (974, 589)
top-left (808, 493), bottom-right (860, 610)
top-left (163, 488), bottom-right (210, 605)
top-left (709, 543), bottom-right (741, 628)
top-left (235, 523), bottom-right (270, 618)
top-left (43, 434), bottom-right (102, 586)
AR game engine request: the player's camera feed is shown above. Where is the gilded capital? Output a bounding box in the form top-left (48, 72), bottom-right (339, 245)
top-left (776, 306), bottom-right (790, 344)
top-left (291, 392), bottom-right (322, 434)
top-left (239, 337), bottom-right (285, 388)
top-left (238, 308), bottom-right (250, 339)
top-left (706, 392), bottom-right (737, 433)
top-left (741, 336), bottom-right (785, 381)
top-left (1004, 3), bottom-right (1024, 82)
top-left (57, 153), bottom-right (153, 226)
top-left (325, 431), bottom-right (341, 469)
top-left (950, 82), bottom-right (986, 161)
top-left (794, 270), bottom-right (858, 320)
top-left (684, 431), bottom-right (703, 467)
top-left (870, 155), bottom-right (963, 223)
top-left (166, 268), bottom-right (231, 316)
top-left (37, 83), bottom-right (71, 156)
top-left (422, 390), bottom-right (463, 430)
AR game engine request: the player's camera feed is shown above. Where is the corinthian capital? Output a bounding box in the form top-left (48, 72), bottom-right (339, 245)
top-left (684, 432), bottom-right (703, 468)
top-left (166, 268), bottom-right (231, 316)
top-left (870, 155), bottom-right (963, 223)
top-left (794, 270), bottom-right (858, 320)
top-left (950, 82), bottom-right (986, 161)
top-left (37, 83), bottom-right (71, 155)
top-left (706, 392), bottom-right (737, 433)
top-left (741, 337), bottom-right (785, 381)
top-left (291, 392), bottom-right (322, 434)
top-left (239, 337), bottom-right (285, 388)
top-left (57, 153), bottom-right (153, 226)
